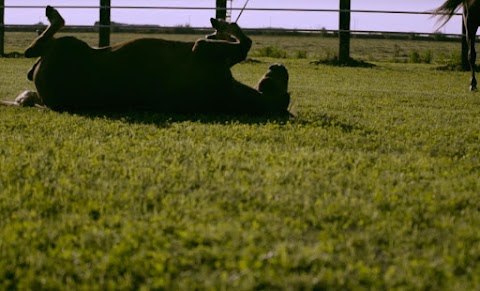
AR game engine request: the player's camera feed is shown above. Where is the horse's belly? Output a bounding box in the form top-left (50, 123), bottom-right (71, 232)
top-left (33, 37), bottom-right (235, 111)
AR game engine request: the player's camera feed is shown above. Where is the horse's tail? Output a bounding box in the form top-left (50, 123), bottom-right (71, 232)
top-left (433, 0), bottom-right (465, 29)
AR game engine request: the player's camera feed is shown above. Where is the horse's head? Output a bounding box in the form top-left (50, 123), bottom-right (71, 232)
top-left (257, 64), bottom-right (291, 113)
top-left (257, 64), bottom-right (289, 95)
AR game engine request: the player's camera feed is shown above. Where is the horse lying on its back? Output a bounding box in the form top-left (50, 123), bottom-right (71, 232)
top-left (2, 6), bottom-right (291, 115)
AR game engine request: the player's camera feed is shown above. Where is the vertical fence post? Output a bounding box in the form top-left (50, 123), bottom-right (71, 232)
top-left (0, 0), bottom-right (5, 56)
top-left (99, 0), bottom-right (111, 47)
top-left (339, 0), bottom-right (351, 63)
top-left (216, 0), bottom-right (227, 20)
top-left (461, 13), bottom-right (469, 71)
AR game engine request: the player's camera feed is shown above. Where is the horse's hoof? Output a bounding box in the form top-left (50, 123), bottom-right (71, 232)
top-left (470, 86), bottom-right (478, 92)
top-left (46, 6), bottom-right (54, 17)
top-left (46, 6), bottom-right (65, 26)
top-left (14, 90), bottom-right (41, 107)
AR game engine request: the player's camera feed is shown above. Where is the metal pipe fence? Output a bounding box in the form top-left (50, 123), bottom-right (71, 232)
top-left (0, 5), bottom-right (464, 15)
top-left (0, 2), bottom-right (466, 63)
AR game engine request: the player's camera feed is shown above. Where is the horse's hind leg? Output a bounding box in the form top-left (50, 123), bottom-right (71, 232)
top-left (24, 6), bottom-right (65, 58)
top-left (43, 6), bottom-right (65, 37)
top-left (0, 91), bottom-right (44, 108)
top-left (468, 33), bottom-right (478, 91)
top-left (465, 17), bottom-right (479, 91)
top-left (15, 90), bottom-right (44, 107)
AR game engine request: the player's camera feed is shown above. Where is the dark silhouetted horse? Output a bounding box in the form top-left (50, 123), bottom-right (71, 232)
top-left (2, 6), bottom-right (291, 115)
top-left (434, 0), bottom-right (480, 91)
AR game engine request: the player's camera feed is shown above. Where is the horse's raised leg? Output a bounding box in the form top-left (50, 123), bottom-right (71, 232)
top-left (465, 17), bottom-right (479, 91)
top-left (24, 6), bottom-right (65, 58)
top-left (193, 19), bottom-right (252, 67)
top-left (15, 6), bottom-right (64, 108)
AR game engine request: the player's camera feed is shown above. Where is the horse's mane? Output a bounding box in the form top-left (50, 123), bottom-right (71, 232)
top-left (433, 0), bottom-right (467, 28)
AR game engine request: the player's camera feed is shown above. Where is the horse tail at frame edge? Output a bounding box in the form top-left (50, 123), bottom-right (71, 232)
top-left (433, 0), bottom-right (466, 28)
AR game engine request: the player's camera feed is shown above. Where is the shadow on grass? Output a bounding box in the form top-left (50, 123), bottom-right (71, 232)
top-left (0, 52), bottom-right (24, 58)
top-left (310, 57), bottom-right (376, 68)
top-left (66, 109), bottom-right (294, 127)
top-left (435, 63), bottom-right (474, 72)
top-left (294, 113), bottom-right (376, 135)
top-left (242, 58), bottom-right (264, 64)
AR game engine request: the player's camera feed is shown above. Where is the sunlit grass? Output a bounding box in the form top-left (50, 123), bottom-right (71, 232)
top-left (1, 36), bottom-right (480, 289)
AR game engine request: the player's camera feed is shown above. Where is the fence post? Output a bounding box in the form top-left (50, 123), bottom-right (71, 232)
top-left (99, 0), bottom-right (111, 47)
top-left (216, 0), bottom-right (227, 20)
top-left (461, 13), bottom-right (469, 71)
top-left (0, 0), bottom-right (4, 56)
top-left (339, 0), bottom-right (351, 63)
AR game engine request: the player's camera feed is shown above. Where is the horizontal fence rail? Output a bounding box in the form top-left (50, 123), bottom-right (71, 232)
top-left (0, 5), bottom-right (465, 22)
top-left (0, 5), bottom-right (465, 15)
top-left (0, 7), bottom-right (466, 36)
top-left (0, 2), bottom-right (468, 66)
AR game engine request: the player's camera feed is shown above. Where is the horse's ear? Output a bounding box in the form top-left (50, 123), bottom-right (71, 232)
top-left (210, 18), bottom-right (229, 32)
top-left (210, 18), bottom-right (218, 29)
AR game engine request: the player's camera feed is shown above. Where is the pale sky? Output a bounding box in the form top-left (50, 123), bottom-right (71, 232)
top-left (4, 0), bottom-right (463, 34)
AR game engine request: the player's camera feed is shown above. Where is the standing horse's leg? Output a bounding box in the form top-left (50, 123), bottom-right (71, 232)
top-left (465, 16), bottom-right (479, 91)
top-left (24, 6), bottom-right (65, 58)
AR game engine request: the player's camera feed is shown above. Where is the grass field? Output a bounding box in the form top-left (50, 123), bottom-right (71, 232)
top-left (1, 33), bottom-right (480, 289)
